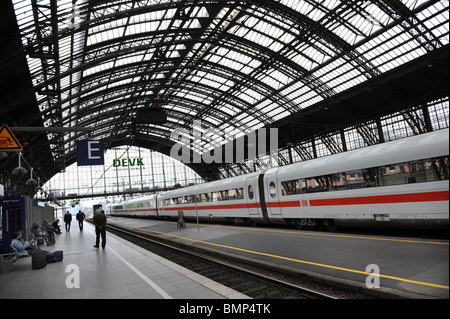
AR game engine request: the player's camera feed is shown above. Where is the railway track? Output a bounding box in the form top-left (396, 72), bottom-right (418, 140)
top-left (103, 223), bottom-right (338, 299)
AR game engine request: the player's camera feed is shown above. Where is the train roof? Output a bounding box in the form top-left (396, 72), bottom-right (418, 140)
top-left (274, 128), bottom-right (449, 180)
top-left (111, 193), bottom-right (158, 205)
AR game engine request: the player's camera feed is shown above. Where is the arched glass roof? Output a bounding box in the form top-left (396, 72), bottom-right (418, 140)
top-left (2, 0), bottom-right (449, 195)
top-left (42, 145), bottom-right (204, 200)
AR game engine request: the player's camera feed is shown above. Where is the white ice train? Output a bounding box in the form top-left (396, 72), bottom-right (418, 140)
top-left (110, 128), bottom-right (449, 230)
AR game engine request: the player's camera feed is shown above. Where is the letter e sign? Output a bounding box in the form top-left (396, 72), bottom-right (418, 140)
top-left (76, 140), bottom-right (104, 166)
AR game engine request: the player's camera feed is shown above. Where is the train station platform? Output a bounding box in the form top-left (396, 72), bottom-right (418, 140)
top-left (106, 217), bottom-right (449, 299)
top-left (0, 219), bottom-right (249, 299)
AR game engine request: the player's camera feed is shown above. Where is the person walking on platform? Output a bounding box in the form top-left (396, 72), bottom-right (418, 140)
top-left (93, 209), bottom-right (107, 249)
top-left (76, 210), bottom-right (86, 231)
top-left (64, 211), bottom-right (72, 232)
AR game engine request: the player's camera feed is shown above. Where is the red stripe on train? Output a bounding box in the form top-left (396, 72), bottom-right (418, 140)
top-left (309, 191), bottom-right (449, 207)
top-left (114, 191), bottom-right (448, 212)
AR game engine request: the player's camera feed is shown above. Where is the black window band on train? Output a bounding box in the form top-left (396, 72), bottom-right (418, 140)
top-left (163, 187), bottom-right (244, 206)
top-left (281, 156), bottom-right (449, 196)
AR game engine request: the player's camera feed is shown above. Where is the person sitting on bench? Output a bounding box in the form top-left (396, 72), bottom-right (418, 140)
top-left (10, 231), bottom-right (30, 257)
top-left (31, 223), bottom-right (53, 246)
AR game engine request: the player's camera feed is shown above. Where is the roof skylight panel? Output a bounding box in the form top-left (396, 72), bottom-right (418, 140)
top-left (257, 73), bottom-right (282, 90)
top-left (83, 61), bottom-right (115, 77)
top-left (267, 108), bottom-right (290, 121)
top-left (333, 73), bottom-right (366, 93)
top-left (170, 105), bottom-right (197, 116)
top-left (289, 48), bottom-right (320, 71)
top-left (400, 0), bottom-right (429, 10)
top-left (245, 118), bottom-right (264, 130)
top-left (257, 101), bottom-right (281, 115)
top-left (235, 89), bottom-right (262, 105)
top-left (418, 6), bottom-right (450, 45)
top-left (114, 54), bottom-right (143, 67)
top-left (329, 22), bottom-right (359, 45)
top-left (284, 82), bottom-right (314, 100)
top-left (12, 1), bottom-right (34, 30)
top-left (246, 28), bottom-right (276, 49)
top-left (233, 112), bottom-right (251, 123)
top-left (286, 0), bottom-right (327, 22)
top-left (289, 89), bottom-right (322, 108)
top-left (216, 104), bottom-right (239, 118)
top-left (211, 55), bottom-right (245, 74)
top-left (319, 59), bottom-right (356, 90)
top-left (197, 76), bottom-right (222, 91)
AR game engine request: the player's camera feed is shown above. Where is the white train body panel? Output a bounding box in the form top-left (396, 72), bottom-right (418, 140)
top-left (158, 172), bottom-right (261, 221)
top-left (110, 194), bottom-right (158, 217)
top-left (110, 129), bottom-right (449, 229)
top-left (266, 128), bottom-right (449, 227)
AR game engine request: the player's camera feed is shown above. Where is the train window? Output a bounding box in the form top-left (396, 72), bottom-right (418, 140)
top-left (248, 185), bottom-right (254, 199)
top-left (279, 156), bottom-right (449, 195)
top-left (183, 196), bottom-right (192, 204)
top-left (269, 182), bottom-right (276, 198)
top-left (236, 188), bottom-right (244, 199)
top-left (281, 179), bottom-right (306, 195)
top-left (127, 202), bottom-right (143, 209)
top-left (196, 193), bottom-right (208, 203)
top-left (362, 168), bottom-right (382, 187)
top-left (343, 170), bottom-right (365, 189)
top-left (220, 190), bottom-right (229, 201)
top-left (408, 160), bottom-right (427, 183)
top-left (428, 157), bottom-right (449, 181)
top-left (228, 188), bottom-right (244, 200)
top-left (306, 176), bottom-right (330, 193)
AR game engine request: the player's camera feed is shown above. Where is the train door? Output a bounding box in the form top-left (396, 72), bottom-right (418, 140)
top-left (245, 176), bottom-right (260, 216)
top-left (265, 172), bottom-right (282, 215)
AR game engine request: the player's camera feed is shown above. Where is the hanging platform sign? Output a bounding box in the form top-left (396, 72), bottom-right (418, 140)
top-left (76, 140), bottom-right (104, 166)
top-left (0, 124), bottom-right (22, 151)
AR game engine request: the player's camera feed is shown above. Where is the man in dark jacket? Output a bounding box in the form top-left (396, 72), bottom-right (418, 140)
top-left (93, 209), bottom-right (107, 249)
top-left (64, 211), bottom-right (72, 232)
top-left (76, 210), bottom-right (86, 231)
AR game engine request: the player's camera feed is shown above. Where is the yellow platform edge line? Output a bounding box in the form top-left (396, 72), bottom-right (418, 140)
top-left (136, 227), bottom-right (449, 290)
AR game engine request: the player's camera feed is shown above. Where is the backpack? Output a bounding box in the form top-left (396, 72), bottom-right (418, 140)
top-left (31, 250), bottom-right (48, 269)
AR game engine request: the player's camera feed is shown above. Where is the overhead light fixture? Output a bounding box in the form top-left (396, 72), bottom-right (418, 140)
top-left (26, 167), bottom-right (37, 186)
top-left (135, 108), bottom-right (167, 124)
top-left (12, 152), bottom-right (27, 176)
top-left (35, 177), bottom-right (43, 192)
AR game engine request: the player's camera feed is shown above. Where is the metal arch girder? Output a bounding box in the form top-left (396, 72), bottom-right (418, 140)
top-left (80, 3), bottom-right (226, 146)
top-left (256, 0), bottom-right (383, 80)
top-left (53, 1), bottom-right (328, 111)
top-left (373, 0), bottom-right (444, 52)
top-left (64, 78), bottom-right (246, 129)
top-left (57, 56), bottom-right (282, 132)
top-left (30, 0), bottom-right (351, 127)
top-left (217, 27), bottom-right (337, 100)
top-left (29, 0), bottom-right (66, 170)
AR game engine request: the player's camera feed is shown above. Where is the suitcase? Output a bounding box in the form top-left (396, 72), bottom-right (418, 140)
top-left (31, 250), bottom-right (47, 269)
top-left (46, 250), bottom-right (63, 263)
